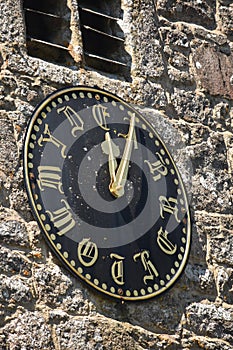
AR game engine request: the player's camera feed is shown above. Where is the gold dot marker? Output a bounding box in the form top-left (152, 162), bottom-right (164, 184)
top-left (102, 283), bottom-right (107, 290)
top-left (36, 204), bottom-right (42, 211)
top-left (160, 149), bottom-right (165, 155)
top-left (85, 273), bottom-right (91, 280)
top-left (40, 214), bottom-right (46, 221)
top-left (78, 267), bottom-right (83, 274)
top-left (63, 251), bottom-right (69, 259)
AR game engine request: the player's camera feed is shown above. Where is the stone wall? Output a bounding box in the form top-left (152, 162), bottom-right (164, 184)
top-left (0, 0), bottom-right (233, 349)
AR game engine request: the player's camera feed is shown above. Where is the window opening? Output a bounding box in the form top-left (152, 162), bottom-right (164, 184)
top-left (23, 0), bottom-right (73, 65)
top-left (23, 0), bottom-right (131, 78)
top-left (78, 0), bottom-right (131, 76)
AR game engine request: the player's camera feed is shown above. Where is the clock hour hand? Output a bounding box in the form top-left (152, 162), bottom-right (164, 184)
top-left (101, 132), bottom-right (120, 186)
top-left (110, 114), bottom-right (135, 198)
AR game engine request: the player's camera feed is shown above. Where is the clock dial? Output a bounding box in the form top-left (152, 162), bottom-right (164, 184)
top-left (24, 86), bottom-right (191, 301)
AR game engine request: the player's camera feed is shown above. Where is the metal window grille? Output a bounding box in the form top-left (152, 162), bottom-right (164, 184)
top-left (23, 0), bottom-right (73, 65)
top-left (23, 0), bottom-right (131, 77)
top-left (78, 0), bottom-right (131, 75)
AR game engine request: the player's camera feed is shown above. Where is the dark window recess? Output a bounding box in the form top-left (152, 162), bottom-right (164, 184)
top-left (23, 0), bottom-right (73, 65)
top-left (78, 0), bottom-right (131, 77)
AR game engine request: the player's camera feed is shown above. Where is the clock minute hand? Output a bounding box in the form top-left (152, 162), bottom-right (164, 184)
top-left (110, 114), bottom-right (135, 198)
top-left (105, 132), bottom-right (117, 185)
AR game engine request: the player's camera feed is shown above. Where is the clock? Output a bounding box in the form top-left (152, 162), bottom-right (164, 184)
top-left (24, 86), bottom-right (191, 301)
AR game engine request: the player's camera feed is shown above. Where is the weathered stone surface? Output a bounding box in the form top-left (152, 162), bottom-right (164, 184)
top-left (0, 311), bottom-right (53, 349)
top-left (171, 89), bottom-right (212, 123)
top-left (191, 135), bottom-right (232, 214)
top-left (0, 246), bottom-right (32, 277)
top-left (183, 302), bottom-right (233, 344)
top-left (214, 266), bottom-right (233, 304)
top-left (33, 263), bottom-right (73, 306)
top-left (181, 329), bottom-right (233, 350)
top-left (131, 1), bottom-right (165, 80)
top-left (157, 0), bottom-right (216, 30)
top-left (54, 315), bottom-right (181, 350)
top-left (0, 275), bottom-right (33, 326)
top-left (217, 4), bottom-right (233, 39)
top-left (194, 211), bottom-right (233, 304)
top-left (0, 220), bottom-right (28, 247)
top-left (192, 44), bottom-right (233, 99)
top-left (0, 111), bottom-right (18, 176)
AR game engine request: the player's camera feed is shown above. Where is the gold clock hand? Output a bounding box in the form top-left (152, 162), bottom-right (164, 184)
top-left (105, 132), bottom-right (117, 184)
top-left (101, 132), bottom-right (120, 185)
top-left (110, 114), bottom-right (135, 198)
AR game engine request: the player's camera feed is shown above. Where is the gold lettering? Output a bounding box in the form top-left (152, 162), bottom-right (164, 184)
top-left (78, 238), bottom-right (98, 267)
top-left (157, 227), bottom-right (177, 255)
top-left (110, 253), bottom-right (125, 285)
top-left (57, 106), bottom-right (84, 137)
top-left (37, 165), bottom-right (63, 193)
top-left (159, 196), bottom-right (180, 222)
top-left (133, 250), bottom-right (159, 285)
top-left (38, 124), bottom-right (67, 158)
top-left (46, 199), bottom-right (75, 236)
top-left (92, 105), bottom-right (110, 130)
top-left (144, 153), bottom-right (168, 182)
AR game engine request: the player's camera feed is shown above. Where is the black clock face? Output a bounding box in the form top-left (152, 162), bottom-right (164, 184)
top-left (24, 86), bottom-right (191, 301)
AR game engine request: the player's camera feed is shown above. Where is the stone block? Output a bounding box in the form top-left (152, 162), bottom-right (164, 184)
top-left (192, 44), bottom-right (233, 99)
top-left (157, 0), bottom-right (216, 30)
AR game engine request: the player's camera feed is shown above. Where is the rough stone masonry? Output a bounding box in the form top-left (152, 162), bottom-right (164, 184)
top-left (0, 0), bottom-right (233, 349)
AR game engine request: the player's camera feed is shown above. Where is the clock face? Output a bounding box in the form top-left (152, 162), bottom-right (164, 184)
top-left (24, 86), bottom-right (191, 301)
